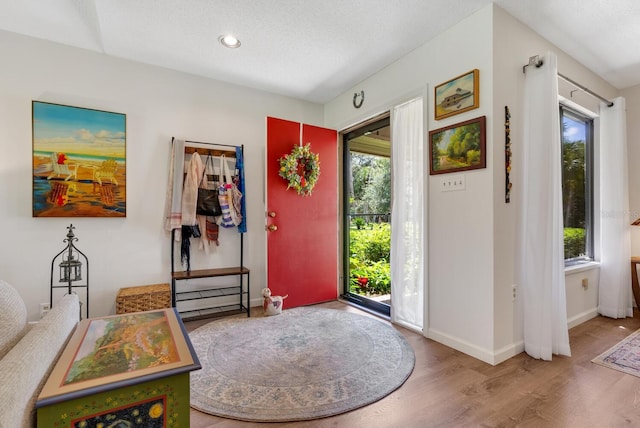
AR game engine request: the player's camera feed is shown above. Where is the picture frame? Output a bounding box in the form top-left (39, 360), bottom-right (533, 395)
top-left (36, 308), bottom-right (199, 427)
top-left (32, 101), bottom-right (126, 217)
top-left (429, 116), bottom-right (486, 175)
top-left (434, 69), bottom-right (479, 120)
top-left (38, 308), bottom-right (200, 405)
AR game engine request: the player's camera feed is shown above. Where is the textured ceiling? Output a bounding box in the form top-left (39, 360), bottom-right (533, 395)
top-left (0, 0), bottom-right (638, 103)
top-left (496, 0), bottom-right (640, 93)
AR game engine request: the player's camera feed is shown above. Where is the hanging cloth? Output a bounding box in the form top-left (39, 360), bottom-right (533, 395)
top-left (164, 138), bottom-right (185, 240)
top-left (218, 155), bottom-right (243, 228)
top-left (197, 155), bottom-right (218, 253)
top-left (517, 51), bottom-right (571, 360)
top-left (181, 152), bottom-right (205, 270)
top-left (599, 97), bottom-right (632, 318)
top-left (182, 152), bottom-right (204, 226)
top-left (235, 146), bottom-right (247, 233)
top-left (390, 97), bottom-right (425, 332)
top-left (181, 224), bottom-right (201, 272)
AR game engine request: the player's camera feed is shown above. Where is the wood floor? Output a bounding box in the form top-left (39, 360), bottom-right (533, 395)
top-left (184, 301), bottom-right (640, 427)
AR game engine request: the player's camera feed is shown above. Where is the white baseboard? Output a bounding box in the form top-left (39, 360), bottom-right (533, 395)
top-left (426, 308), bottom-right (598, 365)
top-left (493, 341), bottom-right (524, 364)
top-left (567, 307), bottom-right (599, 329)
top-left (427, 328), bottom-right (522, 366)
top-left (425, 308), bottom-right (598, 365)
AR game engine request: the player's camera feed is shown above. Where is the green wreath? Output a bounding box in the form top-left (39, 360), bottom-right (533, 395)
top-left (278, 143), bottom-right (320, 196)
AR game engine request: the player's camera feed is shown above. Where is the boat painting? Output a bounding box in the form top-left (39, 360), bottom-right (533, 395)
top-left (32, 101), bottom-right (126, 217)
top-left (439, 88), bottom-right (473, 109)
top-left (435, 69), bottom-right (479, 120)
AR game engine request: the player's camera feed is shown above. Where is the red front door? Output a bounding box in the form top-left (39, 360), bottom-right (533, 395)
top-left (266, 117), bottom-right (338, 308)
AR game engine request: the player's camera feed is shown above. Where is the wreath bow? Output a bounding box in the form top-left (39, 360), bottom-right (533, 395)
top-left (278, 143), bottom-right (320, 196)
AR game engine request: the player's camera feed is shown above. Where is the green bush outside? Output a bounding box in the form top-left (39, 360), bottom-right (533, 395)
top-left (349, 223), bottom-right (391, 295)
top-left (564, 227), bottom-right (585, 259)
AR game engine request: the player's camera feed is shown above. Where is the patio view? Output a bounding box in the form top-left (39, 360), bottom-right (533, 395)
top-left (348, 152), bottom-right (391, 303)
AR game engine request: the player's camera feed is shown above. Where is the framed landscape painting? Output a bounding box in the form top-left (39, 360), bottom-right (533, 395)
top-left (32, 101), bottom-right (126, 217)
top-left (434, 69), bottom-right (479, 120)
top-left (429, 116), bottom-right (486, 175)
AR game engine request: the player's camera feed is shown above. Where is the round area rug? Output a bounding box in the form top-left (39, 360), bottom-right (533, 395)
top-left (189, 307), bottom-right (415, 422)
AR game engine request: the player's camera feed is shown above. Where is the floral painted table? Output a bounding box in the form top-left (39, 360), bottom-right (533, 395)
top-left (36, 308), bottom-right (200, 427)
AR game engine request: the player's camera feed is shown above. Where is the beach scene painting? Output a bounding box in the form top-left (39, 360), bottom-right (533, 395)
top-left (32, 101), bottom-right (126, 217)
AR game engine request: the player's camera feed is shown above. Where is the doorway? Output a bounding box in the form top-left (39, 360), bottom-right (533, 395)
top-left (266, 117), bottom-right (338, 308)
top-left (341, 114), bottom-right (391, 316)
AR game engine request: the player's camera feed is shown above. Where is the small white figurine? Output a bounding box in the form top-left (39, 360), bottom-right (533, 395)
top-left (262, 287), bottom-right (288, 316)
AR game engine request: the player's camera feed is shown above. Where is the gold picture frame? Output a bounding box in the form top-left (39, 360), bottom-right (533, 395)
top-left (434, 69), bottom-right (479, 120)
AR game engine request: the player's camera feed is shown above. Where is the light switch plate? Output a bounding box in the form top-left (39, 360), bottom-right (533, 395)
top-left (440, 174), bottom-right (465, 191)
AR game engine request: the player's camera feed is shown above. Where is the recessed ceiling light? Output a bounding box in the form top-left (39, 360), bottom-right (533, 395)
top-left (219, 35), bottom-right (241, 49)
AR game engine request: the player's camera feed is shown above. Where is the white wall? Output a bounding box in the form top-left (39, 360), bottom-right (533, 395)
top-left (326, 4), bottom-right (623, 365)
top-left (623, 84), bottom-right (640, 255)
top-left (0, 30), bottom-right (324, 321)
top-left (492, 4), bottom-right (620, 358)
top-left (325, 5), bottom-right (497, 362)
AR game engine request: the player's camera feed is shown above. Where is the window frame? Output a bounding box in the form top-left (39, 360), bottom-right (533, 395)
top-left (560, 103), bottom-right (595, 266)
top-left (341, 115), bottom-right (391, 317)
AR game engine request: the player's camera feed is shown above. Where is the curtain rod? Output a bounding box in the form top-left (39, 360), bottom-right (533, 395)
top-left (522, 55), bottom-right (614, 107)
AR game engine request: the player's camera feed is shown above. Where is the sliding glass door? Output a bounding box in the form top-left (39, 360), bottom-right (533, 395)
top-left (342, 115), bottom-right (391, 316)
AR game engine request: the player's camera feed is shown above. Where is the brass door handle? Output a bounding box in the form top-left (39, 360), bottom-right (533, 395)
top-left (267, 224), bottom-right (278, 232)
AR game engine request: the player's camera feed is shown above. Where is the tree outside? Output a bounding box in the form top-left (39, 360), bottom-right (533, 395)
top-left (562, 115), bottom-right (588, 260)
top-left (348, 152), bottom-right (391, 296)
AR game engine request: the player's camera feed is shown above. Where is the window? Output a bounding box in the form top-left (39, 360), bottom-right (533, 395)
top-left (560, 106), bottom-right (594, 263)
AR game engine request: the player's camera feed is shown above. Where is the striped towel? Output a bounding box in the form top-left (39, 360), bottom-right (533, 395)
top-left (164, 138), bottom-right (185, 238)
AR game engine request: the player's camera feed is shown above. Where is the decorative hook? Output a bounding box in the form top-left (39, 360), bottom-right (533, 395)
top-left (353, 90), bottom-right (364, 109)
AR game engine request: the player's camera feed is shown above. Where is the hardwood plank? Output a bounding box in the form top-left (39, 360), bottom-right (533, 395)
top-left (185, 302), bottom-right (640, 427)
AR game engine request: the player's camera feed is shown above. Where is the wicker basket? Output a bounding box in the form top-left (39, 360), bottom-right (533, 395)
top-left (116, 283), bottom-right (171, 314)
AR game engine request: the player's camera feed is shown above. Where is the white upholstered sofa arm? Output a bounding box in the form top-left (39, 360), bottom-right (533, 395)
top-left (0, 293), bottom-right (80, 428)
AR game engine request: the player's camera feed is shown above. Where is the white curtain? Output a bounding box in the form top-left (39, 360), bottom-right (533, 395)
top-left (599, 97), bottom-right (632, 318)
top-left (390, 97), bottom-right (425, 331)
top-left (517, 51), bottom-right (571, 360)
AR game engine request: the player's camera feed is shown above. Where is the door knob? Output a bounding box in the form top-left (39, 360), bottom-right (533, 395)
top-left (268, 211), bottom-right (277, 218)
top-left (267, 224), bottom-right (278, 232)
